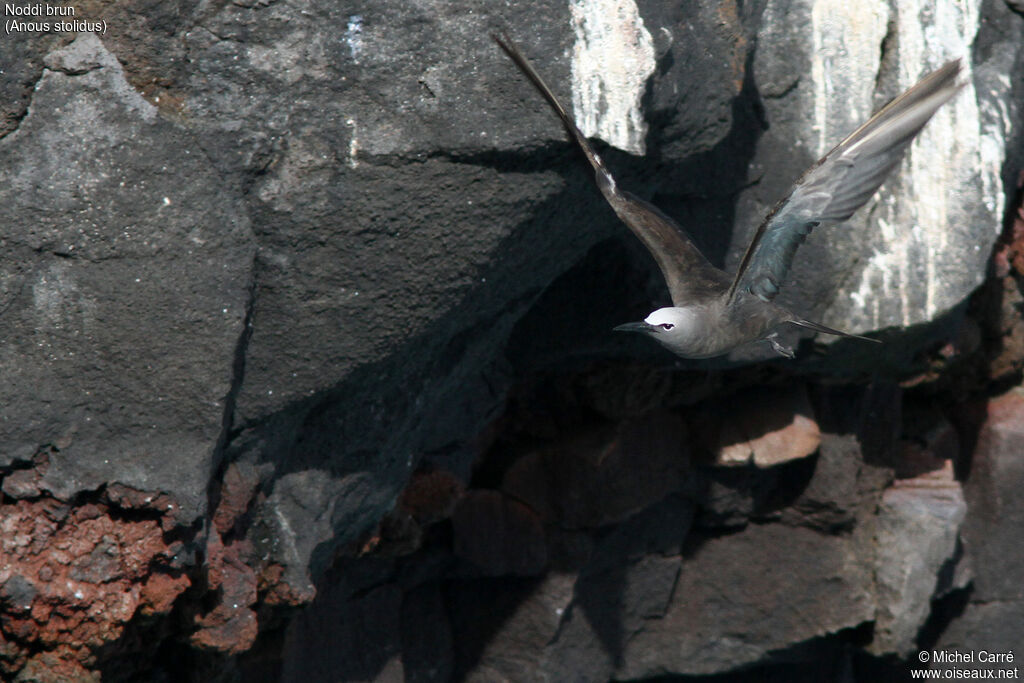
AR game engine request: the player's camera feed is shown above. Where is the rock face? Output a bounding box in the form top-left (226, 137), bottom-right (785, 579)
top-left (870, 481), bottom-right (967, 656)
top-left (697, 385), bottom-right (822, 466)
top-left (937, 391), bottom-right (1024, 666)
top-left (0, 0), bottom-right (1021, 680)
top-left (746, 0), bottom-right (1009, 337)
top-left (0, 32), bottom-right (253, 522)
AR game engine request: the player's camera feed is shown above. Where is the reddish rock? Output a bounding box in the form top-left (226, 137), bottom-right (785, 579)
top-left (398, 469), bottom-right (465, 525)
top-left (992, 173), bottom-right (1023, 278)
top-left (104, 483), bottom-right (169, 510)
top-left (258, 564), bottom-right (317, 607)
top-left (190, 529), bottom-right (259, 654)
top-left (15, 651), bottom-right (100, 683)
top-left (212, 462), bottom-right (261, 536)
top-left (140, 572), bottom-right (191, 616)
top-left (191, 604), bottom-right (258, 656)
top-left (191, 460), bottom-right (308, 651)
top-left (0, 630), bottom-right (28, 676)
top-left (356, 468), bottom-right (467, 560)
top-left (0, 493), bottom-right (189, 678)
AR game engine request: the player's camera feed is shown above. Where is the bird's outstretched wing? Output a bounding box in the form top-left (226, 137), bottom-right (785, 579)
top-left (728, 60), bottom-right (964, 304)
top-left (493, 33), bottom-right (728, 306)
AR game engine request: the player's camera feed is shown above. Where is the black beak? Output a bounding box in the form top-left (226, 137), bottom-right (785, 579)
top-left (613, 321), bottom-right (654, 334)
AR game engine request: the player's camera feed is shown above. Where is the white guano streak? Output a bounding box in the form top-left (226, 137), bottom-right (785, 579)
top-left (346, 15), bottom-right (364, 63)
top-left (346, 117), bottom-right (359, 169)
top-left (840, 0), bottom-right (1001, 328)
top-left (569, 0), bottom-right (656, 155)
top-left (810, 0), bottom-right (890, 155)
top-left (809, 0), bottom-right (891, 322)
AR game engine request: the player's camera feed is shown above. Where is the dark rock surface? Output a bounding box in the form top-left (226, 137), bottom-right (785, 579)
top-left (935, 390), bottom-right (1024, 666)
top-left (0, 0), bottom-right (1021, 680)
top-left (0, 31), bottom-right (253, 523)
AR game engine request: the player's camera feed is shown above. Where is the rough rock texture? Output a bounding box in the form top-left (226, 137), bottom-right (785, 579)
top-left (935, 390), bottom-right (1024, 666)
top-left (0, 0), bottom-right (1021, 680)
top-left (0, 484), bottom-right (190, 679)
top-left (0, 31), bottom-right (253, 522)
top-left (870, 480), bottom-right (967, 656)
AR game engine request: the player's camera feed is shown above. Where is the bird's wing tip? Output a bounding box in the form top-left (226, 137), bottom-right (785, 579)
top-left (938, 57), bottom-right (968, 88)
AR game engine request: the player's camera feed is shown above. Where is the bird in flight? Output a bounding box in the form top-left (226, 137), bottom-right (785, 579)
top-left (493, 33), bottom-right (963, 359)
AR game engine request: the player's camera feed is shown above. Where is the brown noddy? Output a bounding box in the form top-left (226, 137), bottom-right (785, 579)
top-left (494, 33), bottom-right (964, 359)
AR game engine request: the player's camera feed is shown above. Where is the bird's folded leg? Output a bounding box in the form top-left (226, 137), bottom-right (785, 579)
top-left (766, 333), bottom-right (795, 359)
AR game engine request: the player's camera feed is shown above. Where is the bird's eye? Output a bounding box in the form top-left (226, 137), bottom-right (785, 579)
top-left (659, 323), bottom-right (674, 330)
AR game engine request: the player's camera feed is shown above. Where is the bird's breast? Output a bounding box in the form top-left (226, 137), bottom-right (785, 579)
top-left (657, 300), bottom-right (787, 359)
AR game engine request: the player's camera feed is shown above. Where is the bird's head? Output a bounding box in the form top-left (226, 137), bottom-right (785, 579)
top-left (613, 307), bottom-right (696, 343)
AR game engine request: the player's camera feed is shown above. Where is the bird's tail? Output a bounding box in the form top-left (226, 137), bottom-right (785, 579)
top-left (790, 318), bottom-right (881, 343)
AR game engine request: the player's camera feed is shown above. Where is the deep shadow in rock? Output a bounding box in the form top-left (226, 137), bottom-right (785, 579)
top-left (809, 381), bottom-right (903, 468)
top-left (569, 496), bottom-right (693, 671)
top-left (915, 574), bottom-right (973, 653)
top-left (444, 576), bottom-right (550, 680)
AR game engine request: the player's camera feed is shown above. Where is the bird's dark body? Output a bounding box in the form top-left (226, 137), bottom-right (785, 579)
top-left (494, 34), bottom-right (963, 359)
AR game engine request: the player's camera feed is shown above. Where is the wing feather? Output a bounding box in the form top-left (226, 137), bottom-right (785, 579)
top-left (728, 60), bottom-right (964, 303)
top-left (494, 33), bottom-right (728, 306)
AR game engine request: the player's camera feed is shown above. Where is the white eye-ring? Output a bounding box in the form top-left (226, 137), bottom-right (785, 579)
top-left (659, 323), bottom-right (675, 330)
